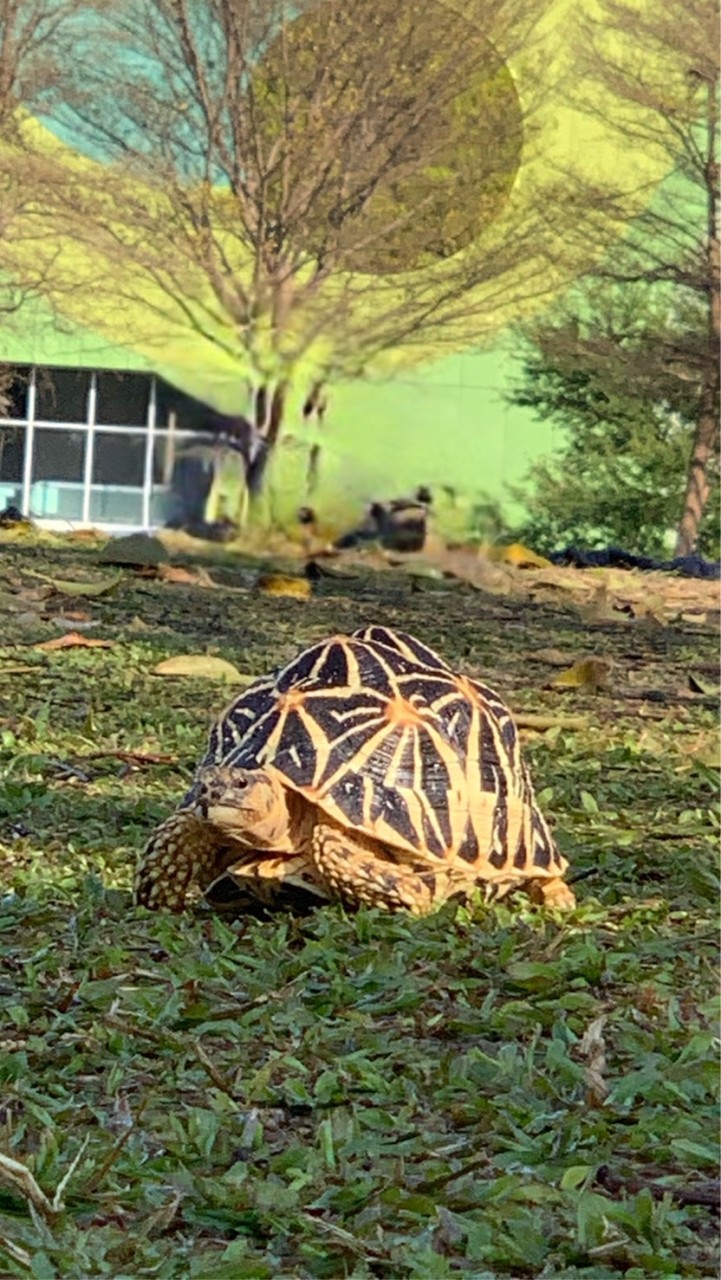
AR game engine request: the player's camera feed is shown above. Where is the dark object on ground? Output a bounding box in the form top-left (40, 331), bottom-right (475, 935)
top-left (98, 532), bottom-right (169, 568)
top-left (550, 545), bottom-right (720, 580)
top-left (135, 624), bottom-right (574, 916)
top-left (170, 518), bottom-right (238, 544)
top-left (596, 1165), bottom-right (720, 1211)
top-left (0, 504), bottom-right (26, 526)
top-left (335, 486), bottom-right (433, 553)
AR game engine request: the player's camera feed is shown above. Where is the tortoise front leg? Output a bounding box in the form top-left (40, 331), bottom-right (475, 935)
top-left (310, 824), bottom-right (456, 915)
top-left (134, 812), bottom-right (224, 912)
top-left (528, 876), bottom-right (576, 909)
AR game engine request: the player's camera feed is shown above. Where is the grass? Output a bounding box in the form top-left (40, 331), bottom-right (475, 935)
top-left (0, 540), bottom-right (718, 1278)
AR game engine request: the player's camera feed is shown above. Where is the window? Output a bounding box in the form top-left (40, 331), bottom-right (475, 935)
top-left (0, 426), bottom-right (25, 482)
top-left (92, 432), bottom-right (147, 487)
top-left (33, 429), bottom-right (86, 482)
top-left (0, 424), bottom-right (24, 509)
top-left (30, 429), bottom-right (86, 519)
top-left (0, 366), bottom-right (30, 420)
top-left (36, 369), bottom-right (90, 422)
top-left (89, 487), bottom-right (143, 523)
top-left (96, 372), bottom-right (150, 427)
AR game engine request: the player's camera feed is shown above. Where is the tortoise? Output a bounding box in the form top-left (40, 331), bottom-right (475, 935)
top-left (134, 625), bottom-right (576, 915)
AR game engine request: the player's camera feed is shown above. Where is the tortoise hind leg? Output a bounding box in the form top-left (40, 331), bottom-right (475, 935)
top-left (310, 823), bottom-right (455, 916)
top-left (134, 811), bottom-right (224, 912)
top-left (528, 876), bottom-right (576, 909)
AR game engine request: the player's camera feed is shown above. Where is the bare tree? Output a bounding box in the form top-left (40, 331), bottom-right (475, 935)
top-left (554, 0), bottom-right (719, 556)
top-left (0, 1), bottom-right (87, 316)
top-left (44, 0), bottom-right (571, 516)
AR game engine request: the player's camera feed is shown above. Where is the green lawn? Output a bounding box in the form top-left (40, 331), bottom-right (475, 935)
top-left (0, 541), bottom-right (718, 1278)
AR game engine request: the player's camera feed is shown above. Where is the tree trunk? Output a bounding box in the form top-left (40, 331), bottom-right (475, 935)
top-left (245, 381), bottom-right (287, 498)
top-left (303, 382), bottom-right (327, 498)
top-left (674, 79), bottom-right (719, 558)
top-left (674, 372), bottom-right (719, 556)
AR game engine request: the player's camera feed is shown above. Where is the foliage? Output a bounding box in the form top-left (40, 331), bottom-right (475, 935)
top-left (506, 284), bottom-right (720, 558)
top-left (556, 0), bottom-right (719, 554)
top-left (0, 538), bottom-right (718, 1277)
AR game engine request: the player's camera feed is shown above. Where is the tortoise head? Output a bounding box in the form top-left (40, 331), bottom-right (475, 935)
top-left (195, 764), bottom-right (292, 850)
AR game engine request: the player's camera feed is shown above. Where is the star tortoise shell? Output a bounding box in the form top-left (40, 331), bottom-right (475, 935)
top-left (134, 625), bottom-right (575, 913)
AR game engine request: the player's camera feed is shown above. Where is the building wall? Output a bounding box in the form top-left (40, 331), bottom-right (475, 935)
top-left (0, 298), bottom-right (557, 532)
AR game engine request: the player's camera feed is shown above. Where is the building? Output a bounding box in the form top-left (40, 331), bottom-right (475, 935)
top-left (0, 296), bottom-right (557, 534)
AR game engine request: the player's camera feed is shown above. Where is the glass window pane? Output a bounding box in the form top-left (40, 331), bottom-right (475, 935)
top-left (96, 372), bottom-right (150, 427)
top-left (0, 366), bottom-right (29, 419)
top-left (36, 369), bottom-right (90, 422)
top-left (33, 428), bottom-right (86, 482)
top-left (89, 488), bottom-right (143, 524)
top-left (30, 480), bottom-right (84, 520)
top-left (92, 432), bottom-right (147, 487)
top-left (0, 424), bottom-right (24, 510)
top-left (0, 425), bottom-right (25, 482)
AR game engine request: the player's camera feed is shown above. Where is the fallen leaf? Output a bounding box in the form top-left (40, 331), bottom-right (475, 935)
top-left (526, 648), bottom-right (578, 667)
top-left (681, 611), bottom-right (709, 625)
top-left (688, 672), bottom-right (720, 696)
top-left (77, 749), bottom-right (178, 765)
top-left (153, 654), bottom-right (251, 682)
top-left (578, 1015), bottom-right (609, 1108)
top-left (550, 657), bottom-right (612, 691)
top-left (577, 585), bottom-right (627, 624)
top-left (256, 574), bottom-right (311, 600)
top-left (50, 614), bottom-right (96, 631)
top-left (157, 564), bottom-right (218, 587)
top-left (34, 632), bottom-right (114, 652)
top-left (484, 541), bottom-right (553, 569)
top-left (65, 528), bottom-right (106, 543)
top-left (24, 570), bottom-right (123, 598)
top-left (514, 712), bottom-right (589, 732)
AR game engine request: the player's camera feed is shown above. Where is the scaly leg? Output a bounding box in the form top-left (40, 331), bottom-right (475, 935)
top-left (134, 811), bottom-right (225, 912)
top-left (311, 823), bottom-right (459, 915)
top-left (206, 852), bottom-right (329, 912)
top-left (528, 876), bottom-right (576, 909)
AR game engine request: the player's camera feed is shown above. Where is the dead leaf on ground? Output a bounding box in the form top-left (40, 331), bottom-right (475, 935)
top-left (514, 712), bottom-right (589, 732)
top-left (550, 657), bottom-right (612, 691)
top-left (0, 583), bottom-right (50, 611)
top-left (34, 632), bottom-right (114, 652)
top-left (24, 570), bottom-right (123, 598)
top-left (157, 564), bottom-right (219, 587)
top-left (681, 611), bottom-right (709, 625)
top-left (688, 672), bottom-right (720, 696)
top-left (50, 614), bottom-right (96, 631)
top-left (56, 609), bottom-right (92, 623)
top-left (256, 574), bottom-right (311, 600)
top-left (577, 585), bottom-right (630, 625)
top-left (578, 1015), bottom-right (609, 1108)
top-left (152, 654), bottom-right (252, 682)
top-left (481, 541), bottom-right (553, 569)
top-left (65, 528), bottom-right (107, 543)
top-left (526, 648), bottom-right (578, 667)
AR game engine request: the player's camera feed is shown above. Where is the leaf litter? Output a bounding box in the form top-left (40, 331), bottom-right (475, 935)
top-left (0, 536), bottom-right (717, 1279)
